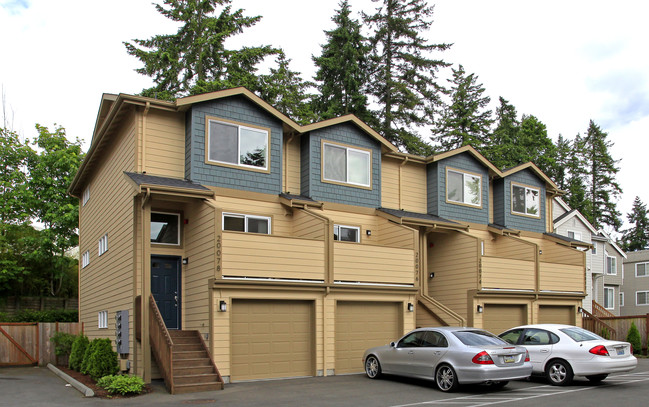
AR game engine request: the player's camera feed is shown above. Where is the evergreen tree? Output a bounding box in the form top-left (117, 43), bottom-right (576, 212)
top-left (552, 134), bottom-right (572, 191)
top-left (124, 0), bottom-right (279, 98)
top-left (576, 120), bottom-right (622, 229)
top-left (482, 96), bottom-right (519, 169)
top-left (516, 114), bottom-right (557, 177)
top-left (364, 0), bottom-right (451, 155)
top-left (312, 0), bottom-right (372, 123)
top-left (620, 196), bottom-right (649, 251)
top-left (431, 64), bottom-right (492, 151)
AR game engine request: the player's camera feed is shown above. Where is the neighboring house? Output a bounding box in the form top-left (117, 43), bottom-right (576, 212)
top-left (69, 88), bottom-right (587, 388)
top-left (594, 230), bottom-right (626, 316)
top-left (621, 249), bottom-right (649, 316)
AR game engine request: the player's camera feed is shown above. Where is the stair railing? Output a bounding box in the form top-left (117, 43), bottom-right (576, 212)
top-left (580, 306), bottom-right (617, 339)
top-left (149, 294), bottom-right (174, 393)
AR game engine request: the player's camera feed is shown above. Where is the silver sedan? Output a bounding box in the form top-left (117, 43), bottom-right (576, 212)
top-left (363, 327), bottom-right (532, 392)
top-left (499, 324), bottom-right (637, 385)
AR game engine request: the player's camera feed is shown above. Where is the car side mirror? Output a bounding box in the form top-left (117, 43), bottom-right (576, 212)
top-left (390, 342), bottom-right (396, 348)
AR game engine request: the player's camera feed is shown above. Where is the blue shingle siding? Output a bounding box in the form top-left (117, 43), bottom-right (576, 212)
top-left (492, 180), bottom-right (505, 225)
top-left (185, 96), bottom-right (283, 194)
top-left (428, 153), bottom-right (489, 224)
top-left (501, 169), bottom-right (546, 233)
top-left (426, 162), bottom-right (439, 214)
top-left (303, 123), bottom-right (381, 208)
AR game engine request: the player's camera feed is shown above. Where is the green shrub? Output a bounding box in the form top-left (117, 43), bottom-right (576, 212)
top-left (600, 327), bottom-right (610, 340)
top-left (0, 311), bottom-right (8, 321)
top-left (8, 309), bottom-right (78, 322)
top-left (49, 331), bottom-right (76, 357)
top-left (69, 334), bottom-right (89, 371)
top-left (86, 338), bottom-right (119, 381)
top-left (80, 339), bottom-right (99, 375)
top-left (97, 375), bottom-right (145, 395)
top-left (626, 322), bottom-right (642, 355)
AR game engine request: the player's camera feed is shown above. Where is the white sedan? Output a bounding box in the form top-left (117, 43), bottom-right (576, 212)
top-left (499, 324), bottom-right (637, 385)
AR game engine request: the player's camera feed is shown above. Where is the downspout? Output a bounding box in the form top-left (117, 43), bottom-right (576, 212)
top-left (142, 102), bottom-right (150, 173)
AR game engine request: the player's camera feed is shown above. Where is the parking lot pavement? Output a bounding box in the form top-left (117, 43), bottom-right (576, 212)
top-left (2, 359), bottom-right (649, 407)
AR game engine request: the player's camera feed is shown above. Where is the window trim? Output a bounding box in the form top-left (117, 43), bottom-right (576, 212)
top-left (98, 310), bottom-right (108, 329)
top-left (205, 116), bottom-right (271, 173)
top-left (620, 292), bottom-right (625, 307)
top-left (445, 167), bottom-right (483, 208)
top-left (333, 224), bottom-right (361, 243)
top-left (591, 242), bottom-right (597, 255)
top-left (604, 286), bottom-right (615, 310)
top-left (321, 140), bottom-right (372, 189)
top-left (567, 230), bottom-right (582, 241)
top-left (510, 182), bottom-right (541, 219)
top-left (151, 211), bottom-right (181, 246)
top-left (82, 186), bottom-right (90, 206)
top-left (636, 290), bottom-right (649, 306)
top-left (636, 262), bottom-right (649, 278)
top-left (82, 250), bottom-right (90, 269)
top-left (606, 254), bottom-right (617, 275)
top-left (222, 212), bottom-right (271, 234)
top-left (98, 234), bottom-right (108, 256)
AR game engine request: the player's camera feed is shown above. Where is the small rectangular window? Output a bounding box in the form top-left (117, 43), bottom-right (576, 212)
top-left (636, 263), bottom-right (648, 277)
top-left (207, 118), bottom-right (269, 170)
top-left (82, 187), bottom-right (90, 206)
top-left (446, 168), bottom-right (481, 207)
top-left (151, 212), bottom-right (180, 245)
top-left (512, 183), bottom-right (540, 217)
top-left (620, 292), bottom-right (624, 307)
top-left (223, 213), bottom-right (270, 234)
top-left (636, 291), bottom-right (649, 306)
top-left (322, 142), bottom-right (371, 188)
top-left (98, 310), bottom-right (108, 329)
top-left (98, 234), bottom-right (108, 256)
top-left (604, 286), bottom-right (615, 309)
top-left (591, 243), bottom-right (597, 255)
top-left (606, 255), bottom-right (617, 275)
top-left (567, 231), bottom-right (582, 241)
top-left (334, 225), bottom-right (360, 243)
top-left (82, 251), bottom-right (90, 268)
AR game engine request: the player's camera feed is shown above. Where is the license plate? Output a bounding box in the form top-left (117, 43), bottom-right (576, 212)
top-left (616, 348), bottom-right (625, 356)
top-left (503, 355), bottom-right (515, 363)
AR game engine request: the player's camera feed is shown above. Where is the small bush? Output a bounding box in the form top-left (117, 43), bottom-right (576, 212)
top-left (626, 322), bottom-right (642, 355)
top-left (97, 375), bottom-right (145, 395)
top-left (600, 327), bottom-right (610, 340)
top-left (7, 309), bottom-right (78, 322)
top-left (86, 338), bottom-right (119, 381)
top-left (49, 331), bottom-right (76, 357)
top-left (69, 334), bottom-right (89, 371)
top-left (80, 339), bottom-right (99, 375)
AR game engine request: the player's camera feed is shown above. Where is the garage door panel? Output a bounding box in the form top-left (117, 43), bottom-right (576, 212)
top-left (538, 305), bottom-right (574, 325)
top-left (232, 299), bottom-right (313, 381)
top-left (483, 304), bottom-right (526, 335)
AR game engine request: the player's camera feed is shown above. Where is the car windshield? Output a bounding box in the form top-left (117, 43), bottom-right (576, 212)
top-left (453, 330), bottom-right (507, 346)
top-left (559, 327), bottom-right (603, 342)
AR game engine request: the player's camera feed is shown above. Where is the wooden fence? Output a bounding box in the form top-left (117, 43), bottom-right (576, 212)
top-left (583, 314), bottom-right (649, 353)
top-left (0, 322), bottom-right (83, 367)
top-left (0, 297), bottom-right (78, 316)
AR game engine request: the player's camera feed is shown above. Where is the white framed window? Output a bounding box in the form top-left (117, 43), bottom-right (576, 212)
top-left (636, 291), bottom-right (649, 306)
top-left (151, 212), bottom-right (180, 245)
top-left (591, 243), bottom-right (597, 255)
top-left (604, 286), bottom-right (615, 309)
top-left (223, 213), bottom-right (270, 234)
top-left (636, 262), bottom-right (648, 277)
top-left (207, 117), bottom-right (269, 171)
top-left (620, 292), bottom-right (625, 307)
top-left (322, 141), bottom-right (371, 188)
top-left (82, 187), bottom-right (90, 206)
top-left (98, 310), bottom-right (108, 329)
top-left (334, 225), bottom-right (360, 243)
top-left (511, 183), bottom-right (540, 217)
top-left (98, 234), bottom-right (108, 256)
top-left (606, 255), bottom-right (617, 275)
top-left (567, 230), bottom-right (582, 241)
top-left (446, 168), bottom-right (482, 207)
top-left (81, 251), bottom-right (90, 268)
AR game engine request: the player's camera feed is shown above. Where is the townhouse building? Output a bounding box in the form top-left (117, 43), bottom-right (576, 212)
top-left (621, 249), bottom-right (649, 316)
top-left (69, 88), bottom-right (587, 390)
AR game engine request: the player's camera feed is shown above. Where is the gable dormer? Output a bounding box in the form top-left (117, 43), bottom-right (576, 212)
top-left (494, 165), bottom-right (551, 233)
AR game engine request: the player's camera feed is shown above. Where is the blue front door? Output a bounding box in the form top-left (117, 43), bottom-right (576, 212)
top-left (151, 256), bottom-right (181, 329)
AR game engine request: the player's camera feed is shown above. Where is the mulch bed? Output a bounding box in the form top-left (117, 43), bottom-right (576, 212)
top-left (56, 366), bottom-right (153, 399)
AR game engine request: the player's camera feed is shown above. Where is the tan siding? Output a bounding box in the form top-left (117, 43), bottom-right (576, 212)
top-left (212, 196), bottom-right (292, 237)
top-left (333, 242), bottom-right (414, 285)
top-left (285, 136), bottom-right (301, 195)
top-left (222, 233), bottom-right (326, 281)
top-left (482, 257), bottom-right (535, 290)
top-left (143, 110), bottom-right (185, 178)
top-left (416, 304), bottom-right (446, 328)
top-left (428, 232), bottom-right (478, 320)
top-left (79, 110), bottom-right (137, 346)
top-left (381, 158), bottom-right (400, 209)
top-left (291, 210), bottom-right (325, 240)
top-left (539, 263), bottom-right (584, 292)
top-left (378, 221), bottom-right (416, 249)
top-left (380, 158), bottom-right (426, 213)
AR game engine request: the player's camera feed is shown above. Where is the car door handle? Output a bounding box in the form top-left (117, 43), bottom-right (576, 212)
top-left (408, 351), bottom-right (414, 355)
top-left (540, 349), bottom-right (549, 353)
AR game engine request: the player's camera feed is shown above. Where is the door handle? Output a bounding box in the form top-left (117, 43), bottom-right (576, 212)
top-left (408, 351), bottom-right (414, 355)
top-left (540, 349), bottom-right (549, 353)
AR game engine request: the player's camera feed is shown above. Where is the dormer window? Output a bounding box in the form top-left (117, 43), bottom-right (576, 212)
top-left (322, 141), bottom-right (371, 188)
top-left (511, 183), bottom-right (540, 217)
top-left (206, 117), bottom-right (269, 172)
top-left (446, 168), bottom-right (481, 207)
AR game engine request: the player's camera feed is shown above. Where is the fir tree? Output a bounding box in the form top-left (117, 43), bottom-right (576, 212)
top-left (312, 0), bottom-right (372, 123)
top-left (620, 196), bottom-right (649, 251)
top-left (431, 64), bottom-right (492, 151)
top-left (551, 134), bottom-right (572, 191)
top-left (482, 97), bottom-right (519, 169)
top-left (516, 114), bottom-right (557, 177)
top-left (124, 0), bottom-right (279, 98)
top-left (364, 0), bottom-right (451, 155)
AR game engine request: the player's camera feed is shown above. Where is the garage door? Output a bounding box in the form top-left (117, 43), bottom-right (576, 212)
top-left (335, 301), bottom-right (401, 374)
top-left (538, 305), bottom-right (574, 325)
top-left (231, 300), bottom-right (313, 381)
top-left (482, 304), bottom-right (526, 335)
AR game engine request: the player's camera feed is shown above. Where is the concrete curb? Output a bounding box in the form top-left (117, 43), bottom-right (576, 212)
top-left (47, 363), bottom-right (95, 397)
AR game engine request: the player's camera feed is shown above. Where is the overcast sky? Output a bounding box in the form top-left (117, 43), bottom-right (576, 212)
top-left (1, 0), bottom-right (647, 233)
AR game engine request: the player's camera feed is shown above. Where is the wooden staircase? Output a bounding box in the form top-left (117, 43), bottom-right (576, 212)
top-left (168, 330), bottom-right (224, 394)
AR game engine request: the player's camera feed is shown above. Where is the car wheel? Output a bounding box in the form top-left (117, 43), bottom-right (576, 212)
top-left (365, 355), bottom-right (382, 379)
top-left (586, 374), bottom-right (608, 383)
top-left (436, 364), bottom-right (459, 392)
top-left (545, 359), bottom-right (573, 386)
top-left (491, 381), bottom-right (509, 389)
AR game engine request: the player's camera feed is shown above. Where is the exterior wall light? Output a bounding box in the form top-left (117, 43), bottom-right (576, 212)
top-left (407, 303), bottom-right (414, 312)
top-left (219, 300), bottom-right (227, 312)
top-left (366, 230), bottom-right (371, 236)
top-left (476, 305), bottom-right (483, 313)
top-left (429, 272), bottom-right (435, 279)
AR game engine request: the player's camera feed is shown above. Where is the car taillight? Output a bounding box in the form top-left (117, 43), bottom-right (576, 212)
top-left (630, 345), bottom-right (633, 354)
top-left (472, 351), bottom-right (494, 364)
top-left (524, 349), bottom-right (530, 362)
top-left (589, 345), bottom-right (610, 356)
